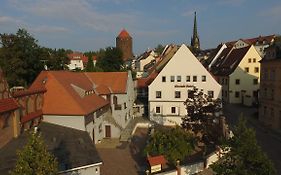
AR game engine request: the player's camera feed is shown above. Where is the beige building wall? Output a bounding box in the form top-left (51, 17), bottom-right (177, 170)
top-left (149, 44), bottom-right (221, 125)
top-left (259, 59), bottom-right (281, 129)
top-left (229, 45), bottom-right (261, 106)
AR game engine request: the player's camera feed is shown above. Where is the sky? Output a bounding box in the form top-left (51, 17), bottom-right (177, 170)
top-left (0, 0), bottom-right (281, 55)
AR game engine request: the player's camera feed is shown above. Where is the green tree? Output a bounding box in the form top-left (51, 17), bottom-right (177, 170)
top-left (85, 56), bottom-right (94, 72)
top-left (211, 117), bottom-right (276, 175)
top-left (96, 47), bottom-right (123, 72)
top-left (10, 132), bottom-right (58, 175)
top-left (155, 44), bottom-right (165, 55)
top-left (45, 48), bottom-right (70, 70)
top-left (144, 127), bottom-right (196, 166)
top-left (181, 86), bottom-right (222, 143)
top-left (0, 28), bottom-right (44, 87)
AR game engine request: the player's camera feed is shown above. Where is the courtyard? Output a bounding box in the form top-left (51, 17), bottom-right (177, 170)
top-left (96, 127), bottom-right (149, 175)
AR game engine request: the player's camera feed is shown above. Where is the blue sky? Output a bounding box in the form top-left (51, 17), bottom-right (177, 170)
top-left (0, 0), bottom-right (281, 55)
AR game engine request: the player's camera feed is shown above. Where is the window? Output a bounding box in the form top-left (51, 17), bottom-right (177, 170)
top-left (235, 79), bottom-right (240, 85)
top-left (186, 76), bottom-right (190, 82)
top-left (253, 79), bottom-right (258, 85)
top-left (245, 67), bottom-right (249, 73)
top-left (235, 91), bottom-right (240, 98)
top-left (177, 76), bottom-right (181, 82)
top-left (254, 67), bottom-right (259, 73)
top-left (202, 76), bottom-right (206, 82)
top-left (156, 107), bottom-right (161, 114)
top-left (170, 76), bottom-right (175, 82)
top-left (253, 58), bottom-right (256, 63)
top-left (248, 58), bottom-right (251, 63)
top-left (271, 89), bottom-right (274, 100)
top-left (188, 90), bottom-right (194, 98)
top-left (162, 76), bottom-right (166, 82)
top-left (124, 103), bottom-right (127, 109)
top-left (171, 107), bottom-right (176, 114)
top-left (99, 124), bottom-right (102, 133)
top-left (156, 91), bottom-right (161, 98)
top-left (175, 91), bottom-right (181, 98)
top-left (225, 91), bottom-right (227, 97)
top-left (208, 91), bottom-right (214, 98)
top-left (193, 76), bottom-right (197, 82)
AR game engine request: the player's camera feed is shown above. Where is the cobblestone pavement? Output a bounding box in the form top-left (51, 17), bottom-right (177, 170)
top-left (97, 128), bottom-right (149, 175)
top-left (223, 104), bottom-right (281, 174)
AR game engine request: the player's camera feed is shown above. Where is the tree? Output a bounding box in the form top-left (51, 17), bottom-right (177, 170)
top-left (10, 132), bottom-right (58, 175)
top-left (85, 56), bottom-right (94, 72)
top-left (155, 44), bottom-right (165, 55)
top-left (0, 28), bottom-right (44, 87)
top-left (181, 86), bottom-right (222, 143)
top-left (144, 127), bottom-right (196, 166)
top-left (96, 47), bottom-right (123, 72)
top-left (211, 117), bottom-right (276, 175)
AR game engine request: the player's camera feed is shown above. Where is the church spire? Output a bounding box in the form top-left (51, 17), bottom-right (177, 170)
top-left (191, 11), bottom-right (200, 51)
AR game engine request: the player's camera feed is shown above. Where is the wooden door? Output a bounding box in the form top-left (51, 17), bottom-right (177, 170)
top-left (105, 125), bottom-right (111, 138)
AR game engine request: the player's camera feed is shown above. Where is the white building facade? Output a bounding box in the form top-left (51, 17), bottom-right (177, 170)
top-left (149, 44), bottom-right (222, 125)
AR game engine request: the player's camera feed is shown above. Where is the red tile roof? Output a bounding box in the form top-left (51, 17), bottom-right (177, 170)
top-left (147, 155), bottom-right (167, 166)
top-left (137, 71), bottom-right (158, 88)
top-left (29, 71), bottom-right (110, 116)
top-left (85, 72), bottom-right (128, 94)
top-left (12, 87), bottom-right (46, 98)
top-left (0, 98), bottom-right (19, 114)
top-left (117, 29), bottom-right (131, 38)
top-left (68, 52), bottom-right (88, 63)
top-left (21, 110), bottom-right (42, 123)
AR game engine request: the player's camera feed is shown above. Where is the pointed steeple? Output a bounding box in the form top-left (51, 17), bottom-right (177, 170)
top-left (191, 11), bottom-right (200, 51)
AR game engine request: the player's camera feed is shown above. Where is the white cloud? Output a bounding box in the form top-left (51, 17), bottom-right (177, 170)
top-left (0, 16), bottom-right (23, 25)
top-left (30, 26), bottom-right (70, 33)
top-left (8, 0), bottom-right (138, 32)
top-left (217, 0), bottom-right (246, 6)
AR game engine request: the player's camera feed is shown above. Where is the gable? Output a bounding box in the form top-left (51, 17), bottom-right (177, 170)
top-left (150, 44), bottom-right (219, 86)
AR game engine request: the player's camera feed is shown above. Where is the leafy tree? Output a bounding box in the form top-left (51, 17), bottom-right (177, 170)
top-left (155, 44), bottom-right (165, 55)
top-left (96, 47), bottom-right (123, 72)
top-left (144, 127), bottom-right (196, 166)
top-left (0, 28), bottom-right (44, 87)
top-left (46, 48), bottom-right (70, 70)
top-left (211, 117), bottom-right (276, 175)
top-left (181, 86), bottom-right (221, 143)
top-left (85, 56), bottom-right (94, 72)
top-left (10, 132), bottom-right (58, 175)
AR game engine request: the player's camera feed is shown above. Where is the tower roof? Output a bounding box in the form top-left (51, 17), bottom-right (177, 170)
top-left (117, 29), bottom-right (131, 38)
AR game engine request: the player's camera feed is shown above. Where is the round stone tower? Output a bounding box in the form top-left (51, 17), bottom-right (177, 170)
top-left (116, 29), bottom-right (133, 61)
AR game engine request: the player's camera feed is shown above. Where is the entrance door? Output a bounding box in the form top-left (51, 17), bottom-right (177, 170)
top-left (92, 129), bottom-right (95, 143)
top-left (105, 125), bottom-right (111, 138)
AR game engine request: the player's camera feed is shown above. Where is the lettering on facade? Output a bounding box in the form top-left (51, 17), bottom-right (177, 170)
top-left (174, 84), bottom-right (195, 88)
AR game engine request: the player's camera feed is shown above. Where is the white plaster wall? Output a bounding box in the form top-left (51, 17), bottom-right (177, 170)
top-left (140, 55), bottom-right (155, 71)
top-left (67, 60), bottom-right (84, 70)
top-left (149, 44), bottom-right (222, 125)
top-left (111, 71), bottom-right (135, 129)
top-left (61, 165), bottom-right (101, 175)
top-left (229, 45), bottom-right (261, 106)
top-left (85, 112), bottom-right (107, 144)
top-left (103, 122), bottom-right (121, 138)
top-left (43, 115), bottom-right (85, 131)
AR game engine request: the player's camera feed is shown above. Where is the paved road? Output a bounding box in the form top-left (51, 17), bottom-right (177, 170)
top-left (223, 104), bottom-right (281, 175)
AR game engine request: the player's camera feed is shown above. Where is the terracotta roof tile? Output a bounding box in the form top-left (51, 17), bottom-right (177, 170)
top-left (68, 52), bottom-right (88, 63)
top-left (12, 87), bottom-right (46, 98)
top-left (85, 72), bottom-right (128, 94)
top-left (0, 98), bottom-right (19, 114)
top-left (147, 155), bottom-right (167, 166)
top-left (21, 110), bottom-right (42, 123)
top-left (29, 71), bottom-right (109, 116)
top-left (117, 29), bottom-right (131, 38)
